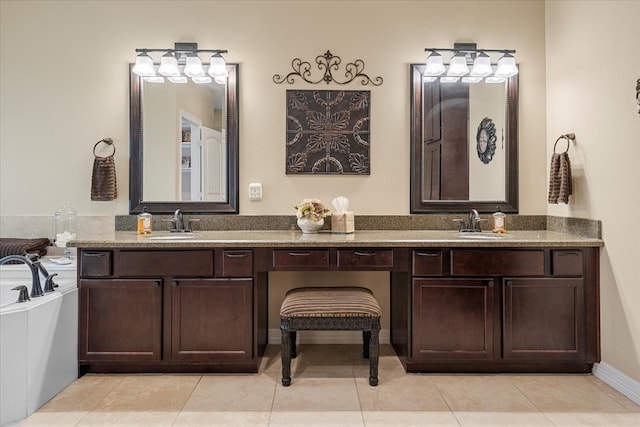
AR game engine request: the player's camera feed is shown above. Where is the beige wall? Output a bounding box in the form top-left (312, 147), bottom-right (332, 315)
top-left (0, 0), bottom-right (547, 216)
top-left (545, 1), bottom-right (640, 382)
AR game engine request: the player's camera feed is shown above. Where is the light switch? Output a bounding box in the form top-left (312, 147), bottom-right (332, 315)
top-left (248, 182), bottom-right (263, 201)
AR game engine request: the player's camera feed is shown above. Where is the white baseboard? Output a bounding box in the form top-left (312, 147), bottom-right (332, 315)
top-left (593, 362), bottom-right (640, 405)
top-left (268, 328), bottom-right (390, 345)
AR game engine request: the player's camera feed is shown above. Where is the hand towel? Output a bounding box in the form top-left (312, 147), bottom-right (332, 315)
top-left (548, 152), bottom-right (572, 204)
top-left (91, 140), bottom-right (117, 201)
top-left (0, 237), bottom-right (51, 260)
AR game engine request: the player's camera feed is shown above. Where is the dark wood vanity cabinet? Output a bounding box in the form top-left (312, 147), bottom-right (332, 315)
top-left (78, 249), bottom-right (258, 374)
top-left (79, 279), bottom-right (162, 361)
top-left (401, 247), bottom-right (599, 373)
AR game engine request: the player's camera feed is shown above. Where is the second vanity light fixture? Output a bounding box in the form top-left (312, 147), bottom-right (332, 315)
top-left (424, 42), bottom-right (518, 83)
top-left (132, 42), bottom-right (228, 84)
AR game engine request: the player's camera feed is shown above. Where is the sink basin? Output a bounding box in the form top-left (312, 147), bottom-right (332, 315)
top-left (146, 234), bottom-right (197, 240)
top-left (456, 233), bottom-right (506, 240)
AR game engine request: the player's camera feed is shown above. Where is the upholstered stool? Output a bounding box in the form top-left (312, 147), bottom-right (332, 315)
top-left (279, 286), bottom-right (382, 386)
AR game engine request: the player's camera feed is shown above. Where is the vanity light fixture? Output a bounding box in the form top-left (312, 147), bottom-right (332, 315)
top-left (133, 42), bottom-right (228, 84)
top-left (423, 42), bottom-right (517, 83)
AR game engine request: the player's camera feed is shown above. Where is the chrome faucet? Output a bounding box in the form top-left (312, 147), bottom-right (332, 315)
top-left (453, 209), bottom-right (485, 232)
top-left (166, 209), bottom-right (200, 232)
top-left (0, 254), bottom-right (45, 298)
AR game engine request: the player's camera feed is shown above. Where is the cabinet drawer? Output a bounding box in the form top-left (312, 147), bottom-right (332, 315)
top-left (451, 249), bottom-right (544, 276)
top-left (80, 251), bottom-right (112, 277)
top-left (412, 250), bottom-right (443, 276)
top-left (552, 250), bottom-right (583, 276)
top-left (337, 249), bottom-right (393, 268)
top-left (272, 249), bottom-right (329, 268)
top-left (119, 250), bottom-right (213, 277)
top-left (219, 250), bottom-right (253, 277)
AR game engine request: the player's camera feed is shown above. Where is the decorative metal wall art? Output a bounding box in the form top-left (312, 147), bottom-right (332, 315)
top-left (476, 117), bottom-right (497, 164)
top-left (274, 50), bottom-right (383, 86)
top-left (286, 90), bottom-right (370, 175)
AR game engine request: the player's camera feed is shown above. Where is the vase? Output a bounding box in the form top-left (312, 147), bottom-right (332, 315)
top-left (297, 217), bottom-right (324, 234)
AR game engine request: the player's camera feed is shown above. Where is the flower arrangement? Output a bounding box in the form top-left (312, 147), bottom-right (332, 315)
top-left (294, 198), bottom-right (330, 221)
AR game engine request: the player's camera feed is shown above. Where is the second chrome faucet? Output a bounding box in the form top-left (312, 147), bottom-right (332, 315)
top-left (166, 209), bottom-right (200, 233)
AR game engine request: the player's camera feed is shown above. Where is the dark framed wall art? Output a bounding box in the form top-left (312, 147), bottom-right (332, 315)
top-left (286, 90), bottom-right (371, 175)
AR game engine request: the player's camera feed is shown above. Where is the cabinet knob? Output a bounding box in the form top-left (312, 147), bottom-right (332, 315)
top-left (506, 280), bottom-right (512, 287)
top-left (171, 281), bottom-right (178, 287)
top-left (488, 280), bottom-right (494, 287)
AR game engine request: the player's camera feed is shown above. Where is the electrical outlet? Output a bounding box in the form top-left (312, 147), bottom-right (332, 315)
top-left (248, 182), bottom-right (263, 201)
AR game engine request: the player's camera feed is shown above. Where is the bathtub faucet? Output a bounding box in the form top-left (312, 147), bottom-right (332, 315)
top-left (0, 254), bottom-right (44, 298)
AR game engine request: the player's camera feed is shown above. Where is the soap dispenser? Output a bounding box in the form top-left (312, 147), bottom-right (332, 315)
top-left (137, 207), bottom-right (153, 235)
top-left (492, 206), bottom-right (507, 234)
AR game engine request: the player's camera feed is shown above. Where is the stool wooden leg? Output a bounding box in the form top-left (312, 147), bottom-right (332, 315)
top-left (369, 329), bottom-right (380, 386)
top-left (290, 331), bottom-right (297, 358)
top-left (362, 330), bottom-right (371, 358)
top-left (280, 327), bottom-right (292, 386)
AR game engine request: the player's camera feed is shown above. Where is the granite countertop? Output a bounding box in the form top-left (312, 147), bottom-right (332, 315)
top-left (69, 230), bottom-right (604, 249)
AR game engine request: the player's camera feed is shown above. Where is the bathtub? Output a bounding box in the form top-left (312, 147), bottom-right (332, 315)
top-left (0, 258), bottom-right (78, 426)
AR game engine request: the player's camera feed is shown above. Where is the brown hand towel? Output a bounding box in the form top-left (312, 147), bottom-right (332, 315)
top-left (0, 237), bottom-right (51, 259)
top-left (548, 152), bottom-right (572, 204)
top-left (91, 155), bottom-right (117, 201)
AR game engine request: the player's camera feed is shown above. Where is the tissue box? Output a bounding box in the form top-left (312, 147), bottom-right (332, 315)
top-left (331, 212), bottom-right (354, 234)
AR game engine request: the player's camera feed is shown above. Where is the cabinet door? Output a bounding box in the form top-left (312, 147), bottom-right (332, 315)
top-left (79, 279), bottom-right (162, 361)
top-left (171, 278), bottom-right (253, 361)
top-left (411, 278), bottom-right (495, 361)
top-left (503, 278), bottom-right (585, 360)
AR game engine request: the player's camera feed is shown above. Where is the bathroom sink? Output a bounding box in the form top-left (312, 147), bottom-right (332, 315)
top-left (145, 234), bottom-right (197, 240)
top-left (456, 233), bottom-right (506, 240)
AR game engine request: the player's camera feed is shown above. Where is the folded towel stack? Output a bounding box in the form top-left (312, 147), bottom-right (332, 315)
top-left (0, 237), bottom-right (51, 261)
top-left (548, 151), bottom-right (572, 204)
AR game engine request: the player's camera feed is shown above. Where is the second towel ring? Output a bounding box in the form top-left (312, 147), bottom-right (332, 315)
top-left (93, 138), bottom-right (115, 157)
top-left (553, 133), bottom-right (575, 153)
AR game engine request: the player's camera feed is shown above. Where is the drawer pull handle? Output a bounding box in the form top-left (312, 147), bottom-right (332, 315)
top-left (557, 252), bottom-right (579, 256)
top-left (354, 251), bottom-right (376, 257)
top-left (288, 252), bottom-right (312, 256)
top-left (84, 252), bottom-right (106, 258)
top-left (416, 252), bottom-right (439, 257)
top-left (225, 253), bottom-right (248, 258)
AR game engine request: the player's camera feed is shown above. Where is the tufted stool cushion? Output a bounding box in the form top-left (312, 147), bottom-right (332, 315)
top-left (280, 287), bottom-right (382, 318)
top-left (280, 286), bottom-right (381, 386)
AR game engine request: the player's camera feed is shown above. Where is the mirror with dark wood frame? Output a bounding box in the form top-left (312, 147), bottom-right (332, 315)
top-left (129, 64), bottom-right (239, 214)
top-left (410, 63), bottom-right (518, 213)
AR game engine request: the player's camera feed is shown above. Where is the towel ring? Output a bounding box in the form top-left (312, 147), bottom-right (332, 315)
top-left (553, 133), bottom-right (575, 153)
top-left (93, 138), bottom-right (115, 157)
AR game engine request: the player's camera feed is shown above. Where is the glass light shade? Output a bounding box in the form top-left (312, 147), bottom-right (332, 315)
top-left (214, 76), bottom-right (227, 84)
top-left (192, 76), bottom-right (212, 84)
top-left (158, 53), bottom-right (180, 77)
top-left (461, 76), bottom-right (483, 83)
top-left (132, 53), bottom-right (155, 77)
top-left (424, 52), bottom-right (445, 76)
top-left (184, 55), bottom-right (205, 77)
top-left (495, 54), bottom-right (518, 77)
top-left (144, 76), bottom-right (165, 83)
top-left (447, 54), bottom-right (469, 76)
top-left (470, 53), bottom-right (492, 77)
top-left (440, 76), bottom-right (460, 83)
top-left (168, 76), bottom-right (188, 84)
top-left (485, 76), bottom-right (506, 84)
top-left (423, 76), bottom-right (438, 82)
top-left (208, 54), bottom-right (228, 77)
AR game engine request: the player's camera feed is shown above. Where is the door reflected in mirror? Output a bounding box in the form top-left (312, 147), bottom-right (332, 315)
top-left (411, 64), bottom-right (518, 213)
top-left (130, 64), bottom-right (238, 214)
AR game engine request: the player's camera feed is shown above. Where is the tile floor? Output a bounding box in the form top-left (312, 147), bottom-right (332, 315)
top-left (22, 344), bottom-right (639, 426)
